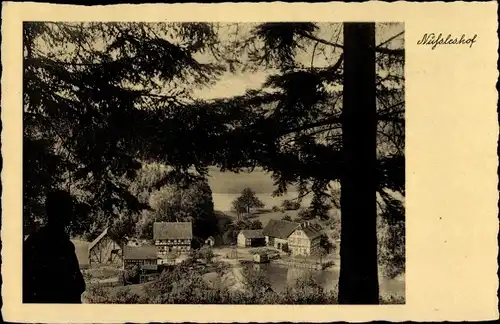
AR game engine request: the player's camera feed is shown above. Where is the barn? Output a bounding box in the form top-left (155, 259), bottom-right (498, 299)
top-left (123, 245), bottom-right (158, 271)
top-left (237, 229), bottom-right (266, 248)
top-left (88, 228), bottom-right (123, 266)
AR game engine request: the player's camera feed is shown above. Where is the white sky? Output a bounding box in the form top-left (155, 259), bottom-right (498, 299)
top-left (193, 22), bottom-right (404, 100)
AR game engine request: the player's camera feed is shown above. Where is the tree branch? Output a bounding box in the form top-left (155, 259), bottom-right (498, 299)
top-left (311, 41), bottom-right (319, 70)
top-left (377, 31), bottom-right (404, 48)
top-left (299, 31), bottom-right (404, 56)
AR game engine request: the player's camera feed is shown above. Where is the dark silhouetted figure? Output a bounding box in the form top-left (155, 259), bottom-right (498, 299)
top-left (23, 190), bottom-right (86, 303)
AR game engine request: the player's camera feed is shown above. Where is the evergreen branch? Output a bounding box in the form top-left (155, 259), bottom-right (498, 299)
top-left (299, 31), bottom-right (404, 56)
top-left (310, 41), bottom-right (319, 70)
top-left (280, 115), bottom-right (342, 136)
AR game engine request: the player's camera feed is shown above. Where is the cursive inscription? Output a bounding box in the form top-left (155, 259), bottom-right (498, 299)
top-left (417, 33), bottom-right (477, 50)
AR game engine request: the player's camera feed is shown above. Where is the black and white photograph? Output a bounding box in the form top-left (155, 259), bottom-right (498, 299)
top-left (22, 21), bottom-right (405, 305)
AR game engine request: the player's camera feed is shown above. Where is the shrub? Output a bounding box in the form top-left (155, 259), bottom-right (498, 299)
top-left (250, 220), bottom-right (263, 230)
top-left (282, 200), bottom-right (301, 211)
top-left (271, 205), bottom-right (280, 212)
top-left (377, 216), bottom-right (405, 279)
top-left (85, 263), bottom-right (342, 305)
top-left (124, 264), bottom-right (141, 284)
top-left (380, 292), bottom-right (405, 304)
top-left (199, 246), bottom-right (215, 263)
top-left (84, 283), bottom-right (111, 303)
top-left (112, 287), bottom-right (140, 304)
top-left (282, 274), bottom-right (336, 304)
top-left (298, 208), bottom-right (315, 220)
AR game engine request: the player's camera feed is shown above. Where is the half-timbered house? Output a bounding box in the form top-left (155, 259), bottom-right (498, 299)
top-left (262, 219), bottom-right (299, 251)
top-left (288, 222), bottom-right (323, 256)
top-left (153, 221), bottom-right (193, 255)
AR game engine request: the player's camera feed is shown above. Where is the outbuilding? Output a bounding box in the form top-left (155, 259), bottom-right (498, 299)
top-left (237, 229), bottom-right (266, 247)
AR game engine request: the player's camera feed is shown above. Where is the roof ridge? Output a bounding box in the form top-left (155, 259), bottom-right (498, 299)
top-left (88, 227), bottom-right (109, 251)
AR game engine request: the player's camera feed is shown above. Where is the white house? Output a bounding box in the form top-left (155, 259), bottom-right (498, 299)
top-left (237, 229), bottom-right (266, 247)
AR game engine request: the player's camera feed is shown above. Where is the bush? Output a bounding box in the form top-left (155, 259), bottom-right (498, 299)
top-left (85, 262), bottom-right (342, 305)
top-left (124, 264), bottom-right (141, 284)
top-left (271, 205), bottom-right (280, 212)
top-left (85, 283), bottom-right (141, 304)
top-left (282, 200), bottom-right (300, 211)
top-left (298, 208), bottom-right (314, 220)
top-left (113, 287), bottom-right (140, 304)
top-left (281, 215), bottom-right (292, 221)
top-left (380, 292), bottom-right (405, 304)
top-left (84, 283), bottom-right (111, 303)
top-left (250, 220), bottom-right (263, 230)
top-left (199, 246), bottom-right (215, 263)
top-left (377, 216), bottom-right (405, 279)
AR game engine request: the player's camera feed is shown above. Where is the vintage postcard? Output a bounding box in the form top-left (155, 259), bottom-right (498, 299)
top-left (1, 1), bottom-right (498, 323)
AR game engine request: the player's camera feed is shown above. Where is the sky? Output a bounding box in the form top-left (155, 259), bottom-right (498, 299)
top-left (192, 22), bottom-right (404, 100)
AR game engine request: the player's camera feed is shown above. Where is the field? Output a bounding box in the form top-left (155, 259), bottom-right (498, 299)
top-left (207, 167), bottom-right (315, 212)
top-left (222, 208), bottom-right (302, 224)
top-left (207, 167), bottom-right (288, 194)
top-left (72, 239), bottom-right (90, 268)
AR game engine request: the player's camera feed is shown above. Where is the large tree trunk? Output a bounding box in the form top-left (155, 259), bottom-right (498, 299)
top-left (338, 22), bottom-right (379, 304)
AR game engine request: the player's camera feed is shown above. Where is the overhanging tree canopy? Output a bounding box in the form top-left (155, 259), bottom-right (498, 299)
top-left (23, 22), bottom-right (405, 304)
top-left (23, 22), bottom-right (229, 230)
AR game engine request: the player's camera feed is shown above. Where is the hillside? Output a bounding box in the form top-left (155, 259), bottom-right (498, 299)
top-left (207, 167), bottom-right (314, 212)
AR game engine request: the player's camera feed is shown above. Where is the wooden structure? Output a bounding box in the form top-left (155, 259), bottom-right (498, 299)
top-left (123, 245), bottom-right (158, 271)
top-left (205, 236), bottom-right (215, 247)
top-left (88, 228), bottom-right (123, 266)
top-left (288, 222), bottom-right (323, 256)
top-left (237, 229), bottom-right (266, 247)
top-left (253, 251), bottom-right (269, 264)
top-left (153, 221), bottom-right (192, 255)
top-left (262, 219), bottom-right (299, 251)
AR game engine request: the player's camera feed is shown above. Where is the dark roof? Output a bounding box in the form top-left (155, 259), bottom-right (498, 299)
top-left (153, 222), bottom-right (193, 240)
top-left (123, 245), bottom-right (158, 260)
top-left (262, 220), bottom-right (299, 239)
top-left (239, 229), bottom-right (264, 239)
top-left (301, 225), bottom-right (324, 240)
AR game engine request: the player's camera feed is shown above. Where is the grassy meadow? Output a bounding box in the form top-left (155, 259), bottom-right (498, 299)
top-left (207, 167), bottom-right (313, 212)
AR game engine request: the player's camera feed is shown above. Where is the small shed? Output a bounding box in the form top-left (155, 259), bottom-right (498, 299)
top-left (123, 245), bottom-right (158, 271)
top-left (237, 230), bottom-right (266, 248)
top-left (253, 251), bottom-right (269, 264)
top-left (205, 236), bottom-right (215, 247)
